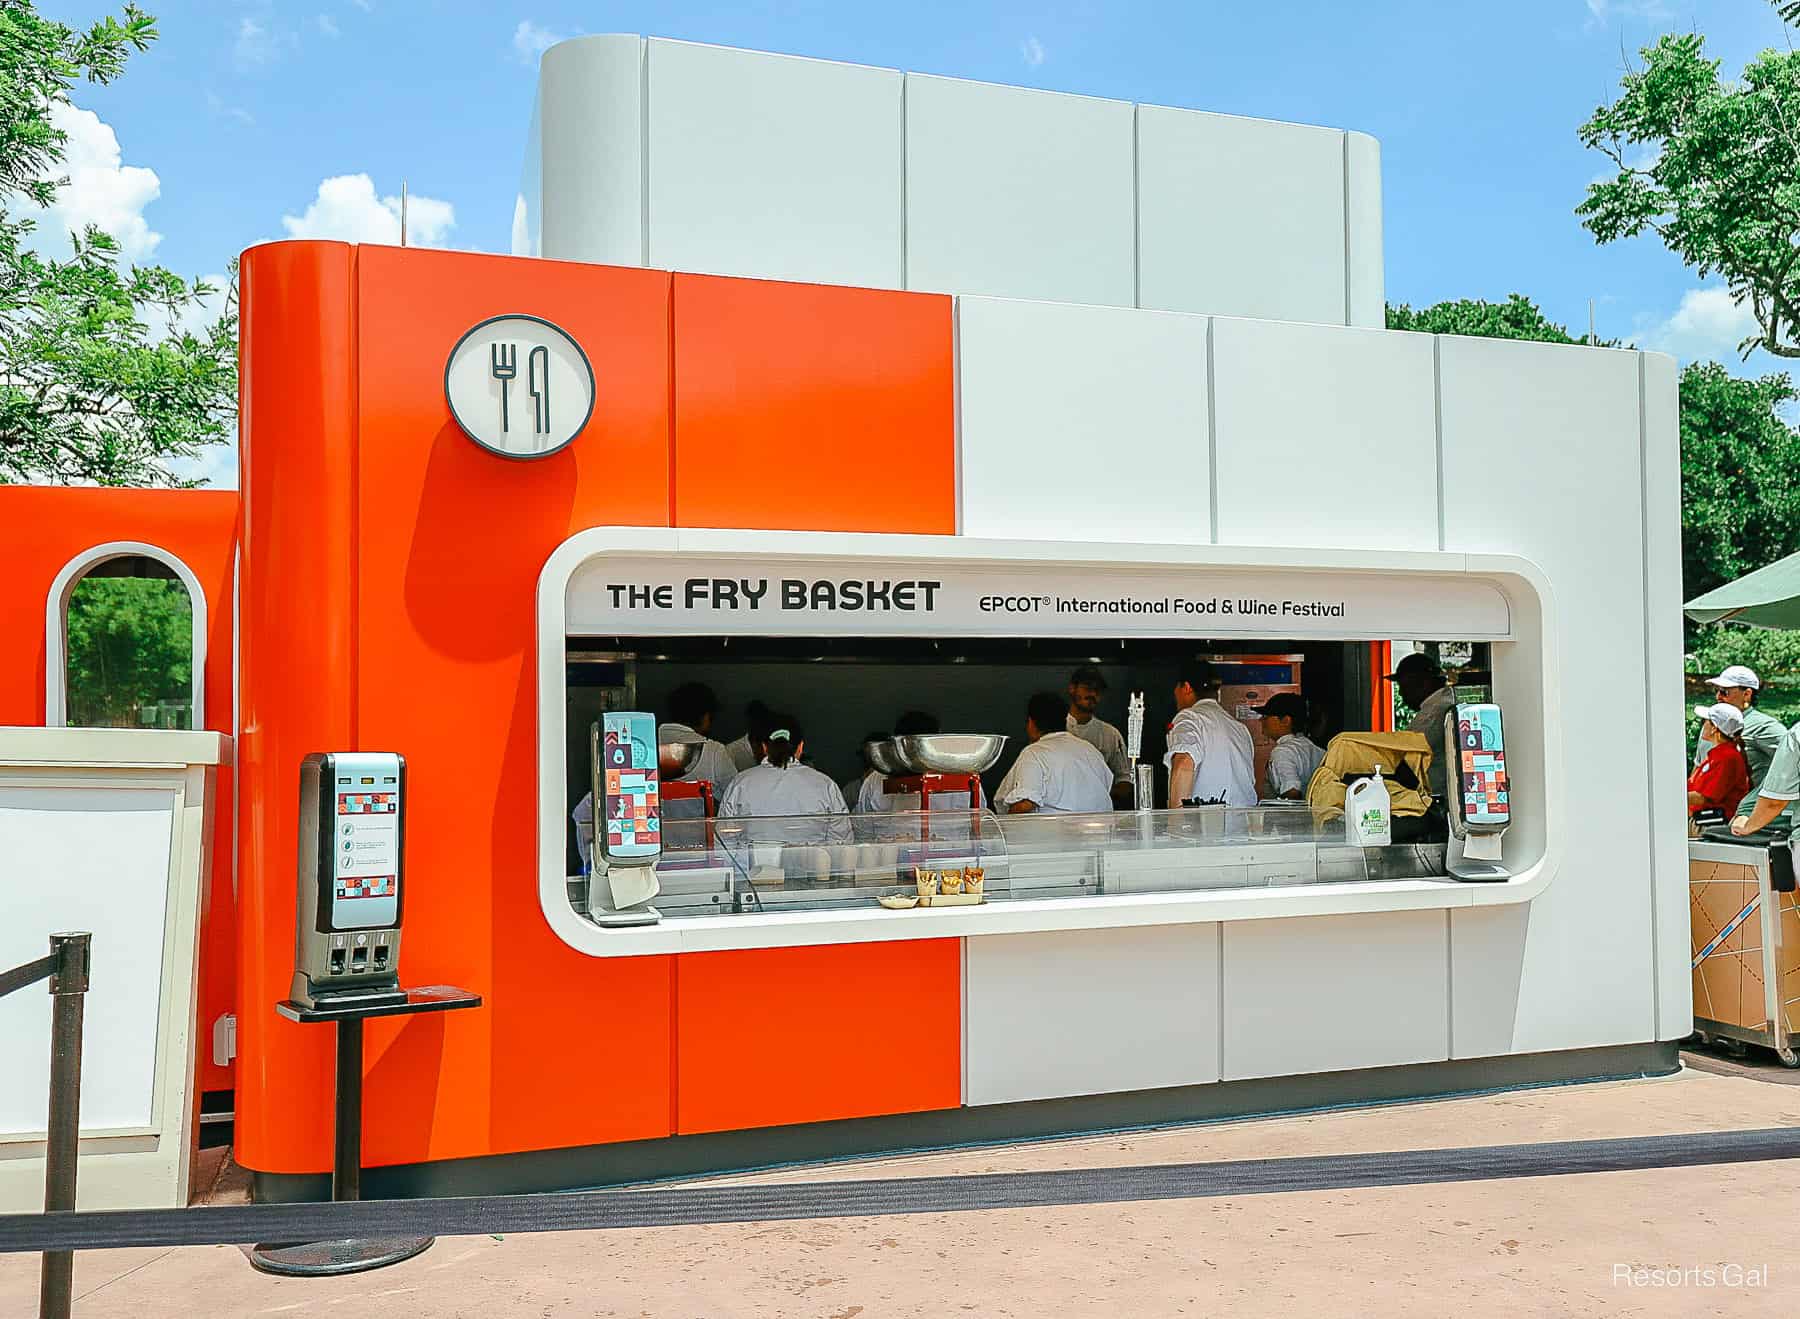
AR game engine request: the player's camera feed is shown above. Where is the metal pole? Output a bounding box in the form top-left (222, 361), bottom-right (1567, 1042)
top-left (332, 1017), bottom-right (364, 1202)
top-left (39, 931), bottom-right (90, 1319)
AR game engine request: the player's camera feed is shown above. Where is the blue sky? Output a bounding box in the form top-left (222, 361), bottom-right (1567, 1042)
top-left (31, 0), bottom-right (1800, 481)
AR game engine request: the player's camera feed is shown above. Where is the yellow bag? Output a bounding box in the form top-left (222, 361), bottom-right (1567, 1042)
top-left (1306, 731), bottom-right (1434, 823)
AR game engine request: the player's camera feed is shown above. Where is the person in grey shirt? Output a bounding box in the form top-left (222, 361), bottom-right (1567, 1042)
top-left (1388, 652), bottom-right (1457, 806)
top-left (1705, 665), bottom-right (1786, 814)
top-left (1065, 665), bottom-right (1132, 807)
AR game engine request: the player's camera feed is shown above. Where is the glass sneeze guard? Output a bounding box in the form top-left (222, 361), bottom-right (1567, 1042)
top-left (574, 804), bottom-right (1449, 923)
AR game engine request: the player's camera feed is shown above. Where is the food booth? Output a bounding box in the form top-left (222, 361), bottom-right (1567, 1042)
top-left (0, 37), bottom-right (1690, 1204)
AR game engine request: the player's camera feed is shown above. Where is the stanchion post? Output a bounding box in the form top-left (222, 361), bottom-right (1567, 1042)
top-left (39, 931), bottom-right (91, 1319)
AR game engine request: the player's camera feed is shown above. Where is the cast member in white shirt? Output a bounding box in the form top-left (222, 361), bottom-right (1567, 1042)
top-left (717, 714), bottom-right (850, 819)
top-left (996, 691), bottom-right (1115, 814)
top-left (1164, 660), bottom-right (1258, 808)
top-left (1387, 652), bottom-right (1457, 805)
top-left (1255, 692), bottom-right (1325, 800)
top-left (1065, 664), bottom-right (1133, 807)
top-left (723, 698), bottom-right (774, 774)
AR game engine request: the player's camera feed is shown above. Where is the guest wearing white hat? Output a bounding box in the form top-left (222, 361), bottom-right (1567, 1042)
top-left (1705, 664), bottom-right (1787, 813)
top-left (1688, 702), bottom-right (1749, 820)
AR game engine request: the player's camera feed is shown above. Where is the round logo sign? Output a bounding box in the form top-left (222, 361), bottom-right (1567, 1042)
top-left (444, 314), bottom-right (595, 459)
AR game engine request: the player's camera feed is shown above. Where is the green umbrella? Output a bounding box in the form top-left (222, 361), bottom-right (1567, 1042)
top-left (1686, 550), bottom-right (1800, 629)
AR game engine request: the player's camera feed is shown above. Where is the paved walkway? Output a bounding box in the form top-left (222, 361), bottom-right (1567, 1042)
top-left (4, 1055), bottom-right (1799, 1317)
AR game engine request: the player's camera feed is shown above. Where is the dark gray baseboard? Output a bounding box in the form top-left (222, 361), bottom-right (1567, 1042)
top-left (252, 1039), bottom-right (1681, 1204)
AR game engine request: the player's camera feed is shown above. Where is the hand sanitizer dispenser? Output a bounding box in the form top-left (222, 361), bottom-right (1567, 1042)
top-left (1445, 703), bottom-right (1511, 881)
top-left (292, 752), bottom-right (406, 1008)
top-left (588, 712), bottom-right (664, 927)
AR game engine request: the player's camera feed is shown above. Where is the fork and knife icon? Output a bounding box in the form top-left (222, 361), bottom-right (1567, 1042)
top-left (489, 341), bottom-right (551, 437)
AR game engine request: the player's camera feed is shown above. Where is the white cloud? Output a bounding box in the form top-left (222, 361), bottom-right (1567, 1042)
top-left (24, 102), bottom-right (162, 261)
top-left (1020, 35), bottom-right (1046, 67)
top-left (513, 20), bottom-right (562, 66)
top-left (205, 90), bottom-right (255, 127)
top-left (318, 14), bottom-right (340, 38)
top-left (1643, 286), bottom-right (1760, 363)
top-left (167, 440), bottom-right (239, 489)
top-left (350, 0), bottom-right (371, 9)
top-left (233, 17), bottom-right (283, 70)
top-left (1583, 0), bottom-right (1672, 25)
top-left (280, 173), bottom-right (455, 246)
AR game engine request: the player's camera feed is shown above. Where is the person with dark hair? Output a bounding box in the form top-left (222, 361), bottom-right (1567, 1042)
top-left (724, 699), bottom-right (775, 773)
top-left (1254, 692), bottom-right (1324, 800)
top-left (1066, 665), bottom-right (1132, 806)
top-left (1165, 660), bottom-right (1256, 807)
top-left (996, 691), bottom-right (1113, 814)
top-left (1383, 652), bottom-right (1456, 806)
top-left (659, 680), bottom-right (737, 791)
top-left (717, 712), bottom-right (848, 818)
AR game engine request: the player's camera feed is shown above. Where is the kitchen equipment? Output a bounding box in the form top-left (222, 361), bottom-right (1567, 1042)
top-left (658, 729), bottom-right (704, 779)
top-left (892, 733), bottom-right (1008, 774)
top-left (864, 738), bottom-right (907, 775)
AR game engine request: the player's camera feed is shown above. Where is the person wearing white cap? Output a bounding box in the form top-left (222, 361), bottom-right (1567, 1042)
top-left (1705, 664), bottom-right (1788, 814)
top-left (1688, 702), bottom-right (1749, 820)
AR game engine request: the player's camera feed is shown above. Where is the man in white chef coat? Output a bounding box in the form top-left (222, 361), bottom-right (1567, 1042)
top-left (997, 692), bottom-right (1114, 814)
top-left (1066, 665), bottom-right (1133, 807)
top-left (1165, 660), bottom-right (1257, 807)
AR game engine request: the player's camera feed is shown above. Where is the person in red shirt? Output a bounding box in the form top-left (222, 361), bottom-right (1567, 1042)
top-left (1690, 701), bottom-right (1750, 819)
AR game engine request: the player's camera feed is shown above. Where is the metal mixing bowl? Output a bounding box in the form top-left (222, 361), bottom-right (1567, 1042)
top-left (657, 729), bottom-right (704, 779)
top-left (864, 739), bottom-right (906, 775)
top-left (893, 732), bottom-right (1008, 774)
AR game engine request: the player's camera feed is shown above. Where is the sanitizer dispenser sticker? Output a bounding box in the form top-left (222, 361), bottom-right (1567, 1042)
top-left (1446, 703), bottom-right (1511, 882)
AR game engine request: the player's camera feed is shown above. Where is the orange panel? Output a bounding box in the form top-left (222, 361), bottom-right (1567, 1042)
top-left (671, 274), bottom-right (956, 535)
top-left (676, 940), bottom-right (962, 1135)
top-left (352, 245), bottom-right (676, 1165)
top-left (235, 241), bottom-right (362, 1171)
top-left (0, 486), bottom-right (239, 1094)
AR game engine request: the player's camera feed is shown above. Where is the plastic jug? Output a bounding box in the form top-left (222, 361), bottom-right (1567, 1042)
top-left (1345, 766), bottom-right (1393, 847)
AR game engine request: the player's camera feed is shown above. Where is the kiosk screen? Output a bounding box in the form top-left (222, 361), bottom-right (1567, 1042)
top-left (332, 773), bottom-right (400, 928)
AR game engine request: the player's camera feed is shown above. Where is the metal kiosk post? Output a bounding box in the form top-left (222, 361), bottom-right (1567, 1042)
top-left (249, 985), bottom-right (481, 1276)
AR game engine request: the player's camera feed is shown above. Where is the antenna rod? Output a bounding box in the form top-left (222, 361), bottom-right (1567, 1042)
top-left (401, 179), bottom-right (409, 247)
top-left (1588, 298), bottom-right (1596, 346)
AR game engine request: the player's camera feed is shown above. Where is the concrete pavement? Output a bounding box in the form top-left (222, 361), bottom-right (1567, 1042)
top-left (4, 1058), bottom-right (1798, 1317)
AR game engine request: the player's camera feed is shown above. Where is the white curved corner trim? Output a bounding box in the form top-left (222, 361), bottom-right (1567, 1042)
top-left (45, 542), bottom-right (208, 729)
top-left (535, 529), bottom-right (1561, 957)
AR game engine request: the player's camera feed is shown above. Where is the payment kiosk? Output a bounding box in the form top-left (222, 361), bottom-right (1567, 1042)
top-left (292, 752), bottom-right (406, 1007)
top-left (1447, 703), bottom-right (1511, 882)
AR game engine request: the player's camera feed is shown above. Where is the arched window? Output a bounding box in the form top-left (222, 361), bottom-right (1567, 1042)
top-left (46, 542), bottom-right (208, 730)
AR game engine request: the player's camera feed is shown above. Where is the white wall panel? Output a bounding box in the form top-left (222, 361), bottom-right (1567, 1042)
top-left (965, 925), bottom-right (1220, 1105)
top-left (1441, 339), bottom-right (1655, 1054)
top-left (1212, 319), bottom-right (1436, 550)
top-left (905, 74), bottom-right (1135, 307)
top-left (0, 787), bottom-right (173, 1132)
top-left (957, 296), bottom-right (1211, 543)
top-left (646, 40), bottom-right (903, 288)
top-left (1138, 108), bottom-right (1345, 325)
top-left (538, 35), bottom-right (644, 266)
top-left (1222, 912), bottom-right (1448, 1080)
top-left (1344, 132), bottom-right (1386, 329)
top-left (1641, 352), bottom-right (1691, 1041)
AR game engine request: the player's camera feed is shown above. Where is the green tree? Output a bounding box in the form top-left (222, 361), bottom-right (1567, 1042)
top-left (1385, 294), bottom-right (1581, 344)
top-left (1678, 362), bottom-right (1800, 601)
top-left (0, 2), bottom-right (235, 485)
top-left (63, 575), bottom-right (192, 727)
top-left (1577, 34), bottom-right (1800, 360)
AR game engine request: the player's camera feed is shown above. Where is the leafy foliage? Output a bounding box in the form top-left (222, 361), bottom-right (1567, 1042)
top-left (1678, 362), bottom-right (1800, 601)
top-left (1385, 294), bottom-right (1582, 344)
top-left (63, 574), bottom-right (192, 727)
top-left (0, 2), bottom-right (235, 485)
top-left (1578, 34), bottom-right (1800, 360)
